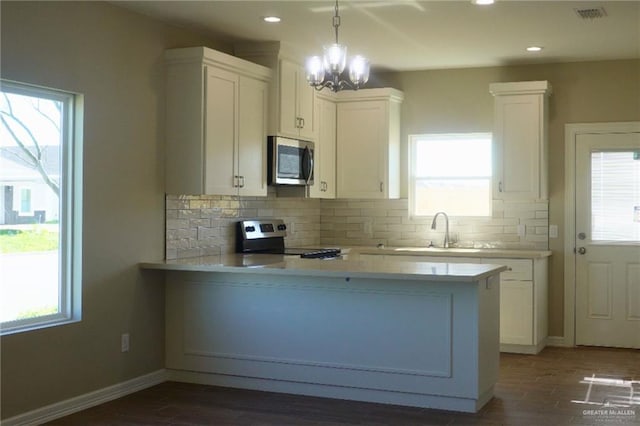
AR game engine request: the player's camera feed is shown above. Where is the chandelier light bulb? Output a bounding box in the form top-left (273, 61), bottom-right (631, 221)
top-left (305, 56), bottom-right (325, 85)
top-left (349, 55), bottom-right (370, 85)
top-left (323, 44), bottom-right (347, 74)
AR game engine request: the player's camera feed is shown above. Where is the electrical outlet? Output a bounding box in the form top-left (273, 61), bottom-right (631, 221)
top-left (549, 225), bottom-right (558, 238)
top-left (121, 333), bottom-right (130, 352)
top-left (363, 219), bottom-right (373, 236)
top-left (517, 224), bottom-right (526, 237)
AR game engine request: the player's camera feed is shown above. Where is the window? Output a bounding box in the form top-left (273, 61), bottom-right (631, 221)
top-left (591, 150), bottom-right (640, 242)
top-left (19, 188), bottom-right (32, 214)
top-left (0, 80), bottom-right (82, 335)
top-left (409, 133), bottom-right (492, 217)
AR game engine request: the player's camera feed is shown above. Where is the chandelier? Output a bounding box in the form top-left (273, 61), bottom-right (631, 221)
top-left (305, 0), bottom-right (370, 92)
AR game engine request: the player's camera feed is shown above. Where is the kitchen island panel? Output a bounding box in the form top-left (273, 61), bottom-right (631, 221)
top-left (165, 270), bottom-right (500, 413)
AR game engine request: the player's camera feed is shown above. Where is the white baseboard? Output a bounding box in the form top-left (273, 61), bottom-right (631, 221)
top-left (546, 336), bottom-right (571, 347)
top-left (167, 369), bottom-right (488, 413)
top-left (2, 369), bottom-right (167, 426)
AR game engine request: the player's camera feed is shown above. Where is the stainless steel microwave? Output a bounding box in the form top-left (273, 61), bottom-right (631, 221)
top-left (267, 136), bottom-right (314, 186)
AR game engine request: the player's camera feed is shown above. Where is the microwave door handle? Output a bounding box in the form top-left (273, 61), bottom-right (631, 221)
top-left (303, 146), bottom-right (314, 184)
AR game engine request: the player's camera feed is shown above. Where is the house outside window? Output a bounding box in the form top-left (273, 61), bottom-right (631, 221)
top-left (409, 133), bottom-right (492, 217)
top-left (0, 79), bottom-right (83, 334)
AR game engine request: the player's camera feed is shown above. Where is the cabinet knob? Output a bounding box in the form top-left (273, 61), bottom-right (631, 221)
top-left (380, 182), bottom-right (384, 193)
top-left (498, 181), bottom-right (503, 192)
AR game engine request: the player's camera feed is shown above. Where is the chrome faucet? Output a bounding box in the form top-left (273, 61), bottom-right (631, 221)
top-left (430, 212), bottom-right (450, 248)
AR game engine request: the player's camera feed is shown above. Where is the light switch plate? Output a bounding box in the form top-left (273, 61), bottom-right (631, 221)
top-left (549, 225), bottom-right (558, 238)
top-left (517, 224), bottom-right (526, 237)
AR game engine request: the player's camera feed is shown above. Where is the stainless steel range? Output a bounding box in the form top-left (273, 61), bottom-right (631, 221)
top-left (236, 219), bottom-right (341, 259)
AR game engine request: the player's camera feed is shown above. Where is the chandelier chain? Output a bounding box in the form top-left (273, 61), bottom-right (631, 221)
top-left (333, 0), bottom-right (341, 44)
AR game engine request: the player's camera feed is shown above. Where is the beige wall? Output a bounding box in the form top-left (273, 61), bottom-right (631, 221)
top-left (0, 1), bottom-right (227, 419)
top-left (377, 60), bottom-right (640, 336)
top-left (2, 0), bottom-right (639, 419)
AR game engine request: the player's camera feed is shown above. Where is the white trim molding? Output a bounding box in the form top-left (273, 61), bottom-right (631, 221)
top-left (546, 336), bottom-right (571, 347)
top-left (563, 122), bottom-right (640, 348)
top-left (2, 369), bottom-right (167, 426)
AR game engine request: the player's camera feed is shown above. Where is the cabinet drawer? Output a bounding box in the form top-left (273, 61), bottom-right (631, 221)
top-left (383, 255), bottom-right (477, 264)
top-left (482, 258), bottom-right (532, 281)
top-left (358, 254), bottom-right (385, 261)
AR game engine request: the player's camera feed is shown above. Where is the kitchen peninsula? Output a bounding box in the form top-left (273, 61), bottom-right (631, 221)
top-left (141, 255), bottom-right (506, 413)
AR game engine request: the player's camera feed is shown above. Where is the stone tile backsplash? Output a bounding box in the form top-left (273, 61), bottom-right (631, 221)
top-left (166, 194), bottom-right (548, 259)
top-left (319, 198), bottom-right (549, 250)
top-left (165, 190), bottom-right (321, 260)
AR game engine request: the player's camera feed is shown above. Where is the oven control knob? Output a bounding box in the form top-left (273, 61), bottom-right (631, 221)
top-left (245, 226), bottom-right (255, 233)
top-left (277, 224), bottom-right (287, 231)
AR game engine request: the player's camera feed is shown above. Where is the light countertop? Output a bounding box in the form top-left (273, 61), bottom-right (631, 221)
top-left (140, 253), bottom-right (507, 283)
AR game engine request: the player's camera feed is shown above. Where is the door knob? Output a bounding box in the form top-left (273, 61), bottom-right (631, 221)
top-left (577, 247), bottom-right (586, 255)
top-left (578, 232), bottom-right (586, 240)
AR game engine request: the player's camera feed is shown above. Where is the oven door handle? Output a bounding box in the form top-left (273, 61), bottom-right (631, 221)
top-left (302, 146), bottom-right (314, 185)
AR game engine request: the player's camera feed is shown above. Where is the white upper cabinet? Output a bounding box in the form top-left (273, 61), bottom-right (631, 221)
top-left (490, 81), bottom-right (552, 201)
top-left (234, 42), bottom-right (317, 141)
top-left (165, 47), bottom-right (271, 196)
top-left (309, 92), bottom-right (337, 199)
top-left (279, 59), bottom-right (317, 140)
top-left (335, 88), bottom-right (403, 199)
top-left (202, 66), bottom-right (239, 196)
top-left (237, 76), bottom-right (269, 196)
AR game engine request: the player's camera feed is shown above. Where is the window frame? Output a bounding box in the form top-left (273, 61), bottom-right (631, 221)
top-left (0, 79), bottom-right (83, 335)
top-left (408, 132), bottom-right (493, 218)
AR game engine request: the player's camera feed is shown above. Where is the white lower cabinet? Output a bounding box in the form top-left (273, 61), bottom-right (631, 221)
top-left (498, 280), bottom-right (534, 345)
top-left (480, 258), bottom-right (547, 354)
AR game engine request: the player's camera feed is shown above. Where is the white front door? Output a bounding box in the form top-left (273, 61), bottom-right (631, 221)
top-left (575, 131), bottom-right (640, 348)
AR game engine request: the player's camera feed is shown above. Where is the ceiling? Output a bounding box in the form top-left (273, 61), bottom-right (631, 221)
top-left (113, 1), bottom-right (640, 72)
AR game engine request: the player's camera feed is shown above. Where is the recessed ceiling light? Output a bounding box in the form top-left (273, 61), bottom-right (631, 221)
top-left (472, 0), bottom-right (495, 5)
top-left (263, 16), bottom-right (281, 23)
top-left (526, 46), bottom-right (543, 52)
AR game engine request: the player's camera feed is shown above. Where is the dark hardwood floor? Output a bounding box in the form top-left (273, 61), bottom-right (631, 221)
top-left (47, 347), bottom-right (640, 425)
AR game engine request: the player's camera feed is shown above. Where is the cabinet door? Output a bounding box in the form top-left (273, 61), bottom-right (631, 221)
top-left (499, 280), bottom-right (534, 345)
top-left (278, 59), bottom-right (301, 138)
top-left (204, 66), bottom-right (238, 195)
top-left (493, 94), bottom-right (542, 200)
top-left (310, 97), bottom-right (336, 198)
top-left (238, 76), bottom-right (268, 196)
top-left (337, 101), bottom-right (387, 199)
top-left (297, 70), bottom-right (317, 140)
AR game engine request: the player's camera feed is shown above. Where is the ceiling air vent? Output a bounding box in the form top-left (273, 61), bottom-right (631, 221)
top-left (574, 7), bottom-right (607, 20)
